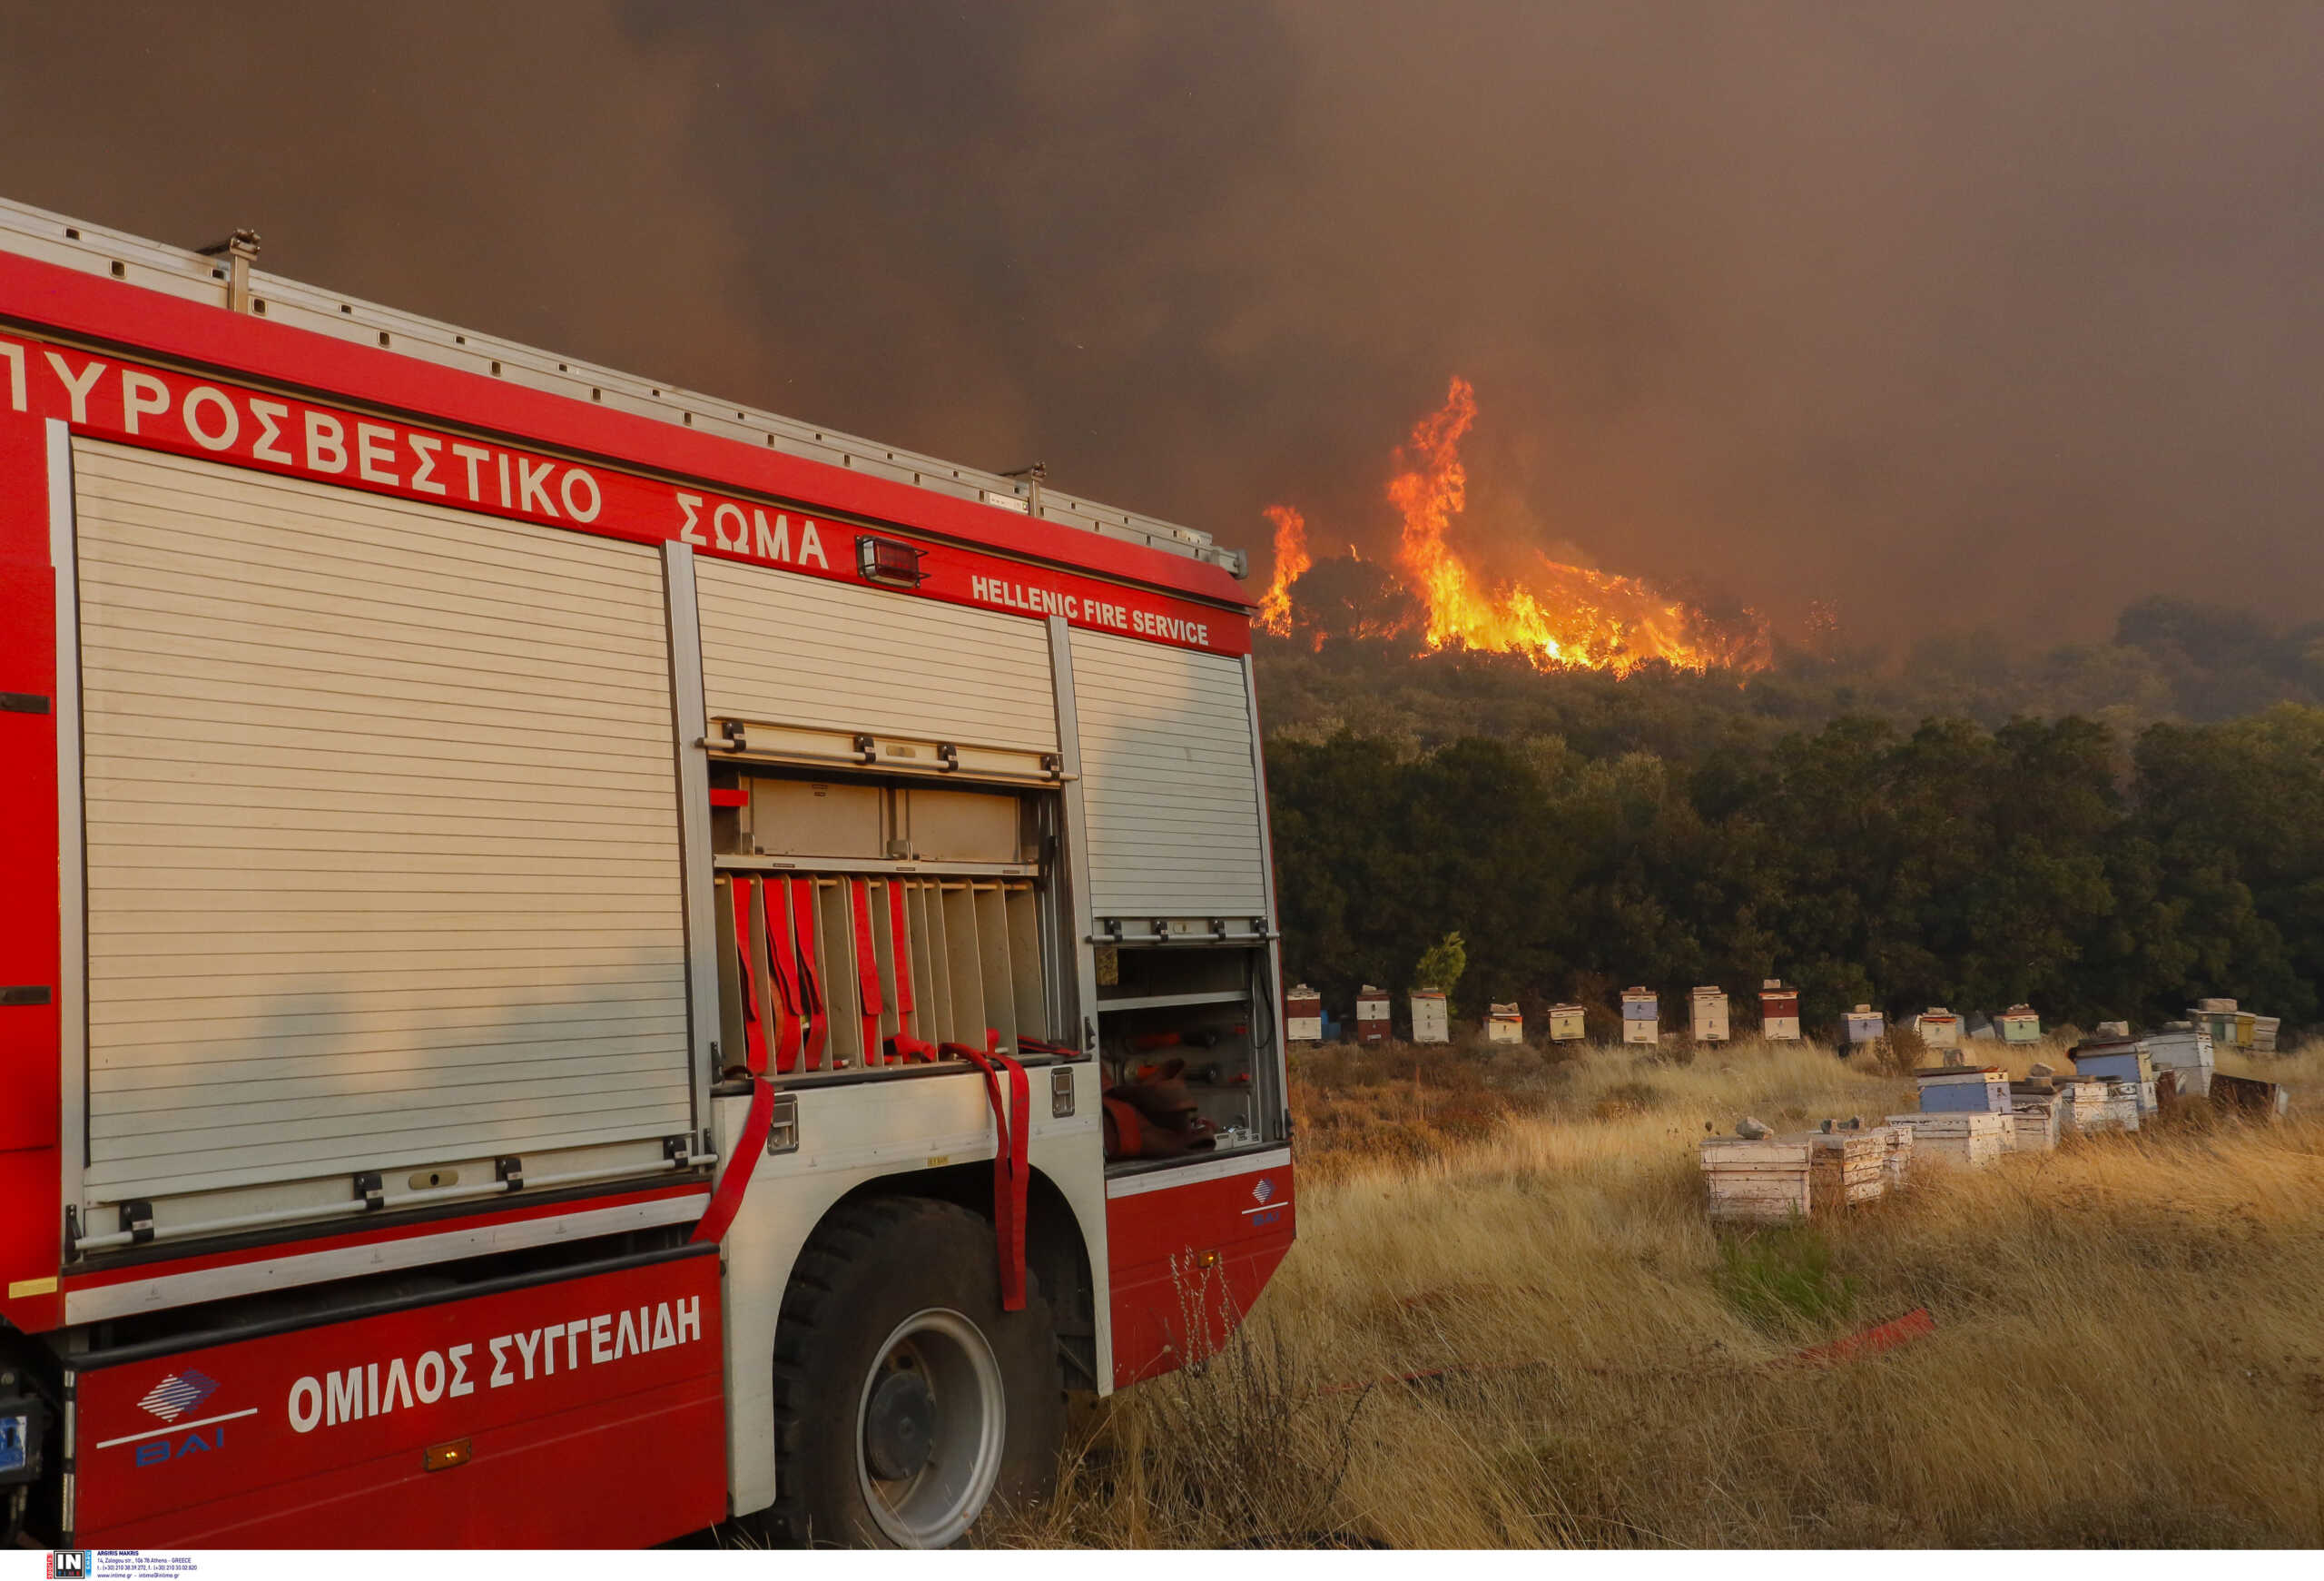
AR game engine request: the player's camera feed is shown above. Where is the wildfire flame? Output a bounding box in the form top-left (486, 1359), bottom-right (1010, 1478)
top-left (1256, 504), bottom-right (1309, 637)
top-left (1370, 376), bottom-right (1767, 675)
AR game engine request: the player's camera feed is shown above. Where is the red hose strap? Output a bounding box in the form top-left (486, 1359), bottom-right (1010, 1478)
top-left (791, 877), bottom-right (827, 1070)
top-left (959, 1048), bottom-right (1031, 1311)
top-left (851, 880), bottom-right (885, 1063)
top-left (885, 1033), bottom-right (941, 1063)
top-left (765, 882), bottom-right (803, 1075)
top-left (728, 879), bottom-right (768, 1074)
top-left (888, 879), bottom-right (916, 1036)
top-left (692, 1075), bottom-right (773, 1245)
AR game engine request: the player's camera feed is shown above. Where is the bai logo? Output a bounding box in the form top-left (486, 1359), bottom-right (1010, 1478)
top-left (100, 1368), bottom-right (254, 1467)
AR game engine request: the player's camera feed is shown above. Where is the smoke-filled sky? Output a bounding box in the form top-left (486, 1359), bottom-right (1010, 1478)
top-left (5, 4), bottom-right (2320, 639)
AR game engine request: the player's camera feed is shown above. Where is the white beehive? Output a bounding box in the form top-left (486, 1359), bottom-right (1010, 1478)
top-left (1410, 990), bottom-right (1450, 1044)
top-left (2143, 1023), bottom-right (2214, 1098)
top-left (1689, 985), bottom-right (1730, 1042)
top-left (1285, 983), bottom-right (1324, 1044)
top-left (1759, 980), bottom-right (1801, 1042)
top-left (2252, 1015), bottom-right (2281, 1052)
top-left (1547, 1003), bottom-right (1588, 1042)
top-left (1700, 1135), bottom-right (1812, 1223)
top-left (1844, 1004), bottom-right (1886, 1046)
top-left (1915, 1007), bottom-right (1963, 1051)
top-left (1486, 1003), bottom-right (1523, 1043)
top-left (1621, 986), bottom-right (1659, 1046)
top-left (1884, 1112), bottom-right (2007, 1169)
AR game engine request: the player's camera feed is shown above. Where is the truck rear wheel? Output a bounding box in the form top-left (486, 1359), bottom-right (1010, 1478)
top-left (765, 1196), bottom-right (1063, 1547)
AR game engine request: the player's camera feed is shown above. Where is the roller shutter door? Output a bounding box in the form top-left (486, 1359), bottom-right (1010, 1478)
top-left (71, 441), bottom-right (692, 1204)
top-left (695, 557), bottom-right (1059, 753)
top-left (1068, 629), bottom-right (1266, 919)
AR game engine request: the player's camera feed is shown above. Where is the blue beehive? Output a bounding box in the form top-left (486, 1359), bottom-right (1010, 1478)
top-left (2069, 1038), bottom-right (2157, 1113)
top-left (1915, 1065), bottom-right (2011, 1114)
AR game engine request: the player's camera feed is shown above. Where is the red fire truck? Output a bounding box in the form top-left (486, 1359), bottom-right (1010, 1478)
top-left (0, 197), bottom-right (1293, 1547)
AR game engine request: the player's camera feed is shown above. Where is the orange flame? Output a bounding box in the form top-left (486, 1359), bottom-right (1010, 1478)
top-left (1384, 377), bottom-right (1769, 676)
top-left (1256, 504), bottom-right (1310, 637)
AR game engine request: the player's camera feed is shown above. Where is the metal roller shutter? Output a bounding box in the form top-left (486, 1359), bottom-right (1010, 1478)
top-left (695, 557), bottom-right (1059, 753)
top-left (71, 440), bottom-right (693, 1204)
top-left (1068, 629), bottom-right (1266, 919)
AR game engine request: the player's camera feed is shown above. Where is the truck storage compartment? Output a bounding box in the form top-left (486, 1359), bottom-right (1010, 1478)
top-left (1097, 943), bottom-right (1280, 1162)
top-left (713, 772), bottom-right (1061, 1071)
top-left (1068, 628), bottom-right (1268, 930)
top-left (67, 442), bottom-right (697, 1242)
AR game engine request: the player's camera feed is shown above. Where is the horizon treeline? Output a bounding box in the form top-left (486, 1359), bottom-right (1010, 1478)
top-left (1265, 704), bottom-right (2324, 1035)
top-left (1256, 593), bottom-right (2324, 762)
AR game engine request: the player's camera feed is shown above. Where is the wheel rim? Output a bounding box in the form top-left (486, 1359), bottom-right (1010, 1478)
top-left (854, 1307), bottom-right (1008, 1546)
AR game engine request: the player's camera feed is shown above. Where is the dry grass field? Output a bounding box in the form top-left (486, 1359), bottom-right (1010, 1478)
top-left (996, 1035), bottom-right (2324, 1547)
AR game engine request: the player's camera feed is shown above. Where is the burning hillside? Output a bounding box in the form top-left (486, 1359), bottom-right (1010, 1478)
top-left (1257, 378), bottom-right (1770, 676)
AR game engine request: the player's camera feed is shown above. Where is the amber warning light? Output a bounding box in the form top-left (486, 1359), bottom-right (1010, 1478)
top-left (857, 535), bottom-right (928, 588)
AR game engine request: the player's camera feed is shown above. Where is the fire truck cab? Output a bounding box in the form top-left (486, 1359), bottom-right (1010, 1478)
top-left (0, 198), bottom-right (1294, 1547)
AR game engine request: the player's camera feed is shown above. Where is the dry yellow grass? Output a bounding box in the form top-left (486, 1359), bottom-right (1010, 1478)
top-left (995, 1037), bottom-right (2324, 1547)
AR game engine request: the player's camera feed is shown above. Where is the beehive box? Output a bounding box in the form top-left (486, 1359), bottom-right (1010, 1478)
top-left (1996, 1004), bottom-right (2042, 1043)
top-left (1885, 1112), bottom-right (2007, 1169)
top-left (1486, 1003), bottom-right (1523, 1043)
top-left (2062, 1076), bottom-right (2140, 1133)
top-left (1809, 1131), bottom-right (1888, 1210)
top-left (1915, 1008), bottom-right (1964, 1051)
top-left (1915, 1065), bottom-right (2011, 1114)
top-left (1285, 984), bottom-right (1324, 1044)
top-left (1621, 987), bottom-right (1659, 1046)
top-left (2004, 1089), bottom-right (2062, 1152)
top-left (1844, 1004), bottom-right (1886, 1045)
top-left (2143, 1023), bottom-right (2214, 1098)
top-left (2252, 1015), bottom-right (2281, 1053)
top-left (1547, 1003), bottom-right (1588, 1042)
top-left (1878, 1122), bottom-right (1915, 1189)
top-left (1411, 990), bottom-right (1450, 1044)
top-left (1355, 985), bottom-right (1392, 1045)
top-left (1700, 1136), bottom-right (1812, 1223)
top-left (2069, 1040), bottom-right (2157, 1114)
top-left (1689, 985), bottom-right (1730, 1042)
top-left (2191, 1000), bottom-right (2238, 1049)
top-left (2053, 1075), bottom-right (2105, 1134)
top-left (1759, 980), bottom-right (1801, 1042)
top-left (2232, 1012), bottom-right (2257, 1051)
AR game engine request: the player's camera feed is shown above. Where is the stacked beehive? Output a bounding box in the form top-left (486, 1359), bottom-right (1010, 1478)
top-left (1759, 980), bottom-right (1801, 1042)
top-left (1410, 990), bottom-right (1450, 1044)
top-left (1355, 986), bottom-right (1392, 1045)
top-left (2004, 1078), bottom-right (2063, 1152)
top-left (2069, 1038), bottom-right (2156, 1124)
top-left (1700, 1133), bottom-right (1812, 1223)
top-left (1885, 1112), bottom-right (2008, 1169)
top-left (1622, 987), bottom-right (1659, 1046)
top-left (2143, 1023), bottom-right (2215, 1099)
top-left (1915, 1008), bottom-right (1964, 1052)
top-left (1996, 1004), bottom-right (2042, 1043)
top-left (1878, 1122), bottom-right (1915, 1189)
top-left (1486, 1003), bottom-right (1523, 1043)
top-left (1689, 985), bottom-right (1730, 1043)
top-left (1809, 1129), bottom-right (1888, 1210)
top-left (1285, 984), bottom-right (1324, 1044)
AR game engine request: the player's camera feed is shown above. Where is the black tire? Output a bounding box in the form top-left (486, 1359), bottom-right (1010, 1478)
top-left (760, 1196), bottom-right (1063, 1547)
